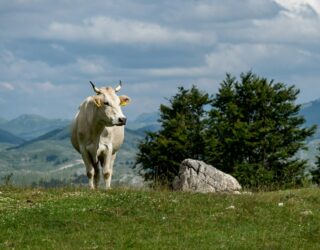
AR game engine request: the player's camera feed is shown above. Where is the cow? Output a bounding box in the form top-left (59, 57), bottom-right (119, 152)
top-left (71, 81), bottom-right (131, 189)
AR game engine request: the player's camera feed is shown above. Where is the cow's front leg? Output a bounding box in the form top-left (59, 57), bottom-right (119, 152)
top-left (102, 145), bottom-right (116, 190)
top-left (80, 146), bottom-right (96, 189)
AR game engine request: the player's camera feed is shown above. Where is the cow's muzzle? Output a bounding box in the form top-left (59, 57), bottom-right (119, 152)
top-left (117, 117), bottom-right (127, 126)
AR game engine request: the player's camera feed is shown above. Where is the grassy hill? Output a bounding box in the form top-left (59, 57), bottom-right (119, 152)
top-left (0, 126), bottom-right (143, 186)
top-left (0, 187), bottom-right (319, 249)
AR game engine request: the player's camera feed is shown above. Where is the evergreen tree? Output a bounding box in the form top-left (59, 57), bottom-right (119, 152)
top-left (310, 144), bottom-right (320, 185)
top-left (207, 72), bottom-right (316, 188)
top-left (135, 86), bottom-right (210, 185)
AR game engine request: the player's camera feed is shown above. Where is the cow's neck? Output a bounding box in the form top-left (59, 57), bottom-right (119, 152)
top-left (87, 102), bottom-right (105, 140)
top-left (89, 110), bottom-right (106, 140)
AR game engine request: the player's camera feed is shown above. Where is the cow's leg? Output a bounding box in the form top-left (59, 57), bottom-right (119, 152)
top-left (93, 163), bottom-right (100, 189)
top-left (102, 146), bottom-right (116, 190)
top-left (80, 147), bottom-right (96, 189)
top-left (105, 154), bottom-right (116, 189)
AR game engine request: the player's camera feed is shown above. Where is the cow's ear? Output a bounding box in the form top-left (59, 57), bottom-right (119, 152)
top-left (93, 96), bottom-right (103, 108)
top-left (119, 95), bottom-right (131, 107)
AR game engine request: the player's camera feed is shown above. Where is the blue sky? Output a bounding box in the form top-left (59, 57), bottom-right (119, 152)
top-left (1, 0), bottom-right (320, 120)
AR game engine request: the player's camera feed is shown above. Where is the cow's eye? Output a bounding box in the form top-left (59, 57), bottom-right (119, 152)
top-left (104, 101), bottom-right (110, 106)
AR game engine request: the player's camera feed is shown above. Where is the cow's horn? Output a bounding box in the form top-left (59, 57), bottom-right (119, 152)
top-left (90, 81), bottom-right (101, 94)
top-left (115, 80), bottom-right (122, 92)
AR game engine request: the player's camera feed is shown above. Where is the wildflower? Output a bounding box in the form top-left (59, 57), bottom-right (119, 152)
top-left (300, 210), bottom-right (313, 216)
top-left (226, 205), bottom-right (235, 210)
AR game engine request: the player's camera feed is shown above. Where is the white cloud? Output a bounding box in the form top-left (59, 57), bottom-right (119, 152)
top-left (251, 13), bottom-right (320, 45)
top-left (50, 43), bottom-right (65, 51)
top-left (143, 42), bottom-right (320, 82)
top-left (1, 0), bottom-right (320, 119)
top-left (147, 67), bottom-right (206, 78)
top-left (0, 50), bottom-right (55, 81)
top-left (46, 16), bottom-right (214, 46)
top-left (76, 58), bottom-right (105, 75)
top-left (0, 82), bottom-right (15, 91)
top-left (35, 81), bottom-right (56, 92)
top-left (274, 0), bottom-right (320, 17)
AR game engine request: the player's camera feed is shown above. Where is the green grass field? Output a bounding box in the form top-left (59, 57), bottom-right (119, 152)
top-left (0, 187), bottom-right (319, 250)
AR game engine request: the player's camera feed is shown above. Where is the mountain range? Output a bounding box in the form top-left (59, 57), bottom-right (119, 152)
top-left (300, 99), bottom-right (320, 139)
top-left (0, 129), bottom-right (25, 145)
top-left (0, 114), bottom-right (70, 140)
top-left (0, 112), bottom-right (159, 186)
top-left (0, 99), bottom-right (319, 186)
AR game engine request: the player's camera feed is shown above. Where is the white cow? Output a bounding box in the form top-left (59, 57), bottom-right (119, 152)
top-left (71, 81), bottom-right (131, 189)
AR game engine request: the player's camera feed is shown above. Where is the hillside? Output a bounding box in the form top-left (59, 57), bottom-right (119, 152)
top-left (0, 102), bottom-right (319, 187)
top-left (0, 125), bottom-right (143, 186)
top-left (0, 117), bottom-right (7, 124)
top-left (0, 129), bottom-right (25, 145)
top-left (0, 187), bottom-right (319, 249)
top-left (301, 99), bottom-right (320, 126)
top-left (300, 98), bottom-right (320, 139)
top-left (0, 114), bottom-right (70, 140)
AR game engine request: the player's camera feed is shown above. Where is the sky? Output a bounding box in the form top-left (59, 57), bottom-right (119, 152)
top-left (0, 0), bottom-right (320, 121)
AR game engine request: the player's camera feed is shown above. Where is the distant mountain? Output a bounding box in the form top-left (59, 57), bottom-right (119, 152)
top-left (0, 117), bottom-right (7, 124)
top-left (300, 99), bottom-right (320, 127)
top-left (9, 126), bottom-right (141, 151)
top-left (0, 129), bottom-right (25, 145)
top-left (135, 124), bottom-right (161, 136)
top-left (300, 99), bottom-right (320, 139)
top-left (8, 127), bottom-right (69, 150)
top-left (0, 114), bottom-right (70, 140)
top-left (134, 112), bottom-right (159, 124)
top-left (127, 112), bottom-right (160, 131)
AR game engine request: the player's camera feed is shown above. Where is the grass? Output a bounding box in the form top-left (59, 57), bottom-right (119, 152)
top-left (0, 187), bottom-right (319, 250)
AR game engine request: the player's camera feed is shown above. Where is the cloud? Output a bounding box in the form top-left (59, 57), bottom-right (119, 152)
top-left (274, 0), bottom-right (320, 17)
top-left (249, 14), bottom-right (320, 45)
top-left (0, 82), bottom-right (15, 91)
top-left (76, 58), bottom-right (106, 75)
top-left (45, 16), bottom-right (214, 46)
top-left (1, 0), bottom-right (320, 120)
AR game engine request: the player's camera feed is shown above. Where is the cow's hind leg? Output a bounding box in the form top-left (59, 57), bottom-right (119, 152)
top-left (93, 162), bottom-right (100, 189)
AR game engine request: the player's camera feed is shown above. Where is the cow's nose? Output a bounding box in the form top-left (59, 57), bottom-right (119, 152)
top-left (118, 117), bottom-right (127, 125)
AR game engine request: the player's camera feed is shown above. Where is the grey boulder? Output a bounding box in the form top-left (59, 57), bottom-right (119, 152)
top-left (172, 159), bottom-right (241, 193)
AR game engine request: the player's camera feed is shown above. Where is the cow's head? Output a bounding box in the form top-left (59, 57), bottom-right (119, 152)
top-left (90, 81), bottom-right (131, 126)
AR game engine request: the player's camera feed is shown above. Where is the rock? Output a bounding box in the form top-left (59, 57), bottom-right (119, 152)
top-left (172, 159), bottom-right (242, 193)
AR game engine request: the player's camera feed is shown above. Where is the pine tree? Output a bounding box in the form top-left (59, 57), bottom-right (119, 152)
top-left (310, 144), bottom-right (320, 185)
top-left (135, 86), bottom-right (211, 186)
top-left (207, 72), bottom-right (316, 188)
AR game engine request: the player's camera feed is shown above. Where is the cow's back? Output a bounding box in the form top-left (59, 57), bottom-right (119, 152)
top-left (70, 111), bottom-right (81, 153)
top-left (70, 98), bottom-right (92, 153)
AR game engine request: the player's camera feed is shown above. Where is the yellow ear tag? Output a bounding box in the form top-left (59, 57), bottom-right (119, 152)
top-left (120, 100), bottom-right (128, 106)
top-left (93, 97), bottom-right (102, 108)
top-left (120, 96), bottom-right (130, 106)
